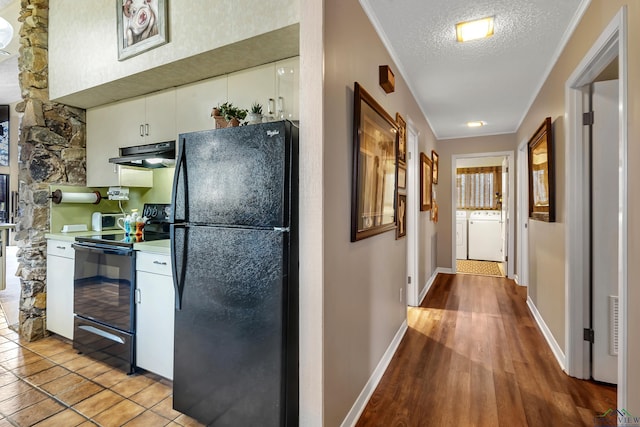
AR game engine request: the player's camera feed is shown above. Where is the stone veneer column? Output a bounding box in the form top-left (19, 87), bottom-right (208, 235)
top-left (14, 0), bottom-right (86, 341)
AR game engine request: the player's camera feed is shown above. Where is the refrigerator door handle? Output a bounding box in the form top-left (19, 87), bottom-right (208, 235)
top-left (170, 137), bottom-right (188, 223)
top-left (170, 223), bottom-right (187, 310)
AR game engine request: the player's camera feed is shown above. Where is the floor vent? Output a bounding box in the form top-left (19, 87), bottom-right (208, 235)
top-left (609, 295), bottom-right (619, 356)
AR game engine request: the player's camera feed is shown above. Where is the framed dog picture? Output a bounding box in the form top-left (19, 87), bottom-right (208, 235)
top-left (117, 0), bottom-right (168, 61)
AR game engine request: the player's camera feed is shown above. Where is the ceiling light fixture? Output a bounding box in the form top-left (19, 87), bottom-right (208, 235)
top-left (467, 121), bottom-right (486, 128)
top-left (456, 16), bottom-right (494, 42)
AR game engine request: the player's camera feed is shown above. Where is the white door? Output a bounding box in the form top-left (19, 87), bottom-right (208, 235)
top-left (591, 79), bottom-right (618, 384)
top-left (517, 142), bottom-right (529, 286)
top-left (406, 126), bottom-right (419, 306)
top-left (500, 157), bottom-right (508, 272)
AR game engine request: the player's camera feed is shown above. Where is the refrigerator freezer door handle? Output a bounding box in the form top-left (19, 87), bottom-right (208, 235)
top-left (170, 223), bottom-right (186, 310)
top-left (170, 137), bottom-right (188, 223)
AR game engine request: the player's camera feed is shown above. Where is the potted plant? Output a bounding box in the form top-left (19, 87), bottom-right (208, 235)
top-left (246, 102), bottom-right (263, 125)
top-left (212, 102), bottom-right (248, 128)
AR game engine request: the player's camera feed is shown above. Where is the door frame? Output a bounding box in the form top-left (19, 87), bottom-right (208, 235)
top-left (516, 139), bottom-right (529, 286)
top-left (451, 151), bottom-right (515, 278)
top-left (564, 7), bottom-right (627, 408)
top-left (406, 121), bottom-right (419, 306)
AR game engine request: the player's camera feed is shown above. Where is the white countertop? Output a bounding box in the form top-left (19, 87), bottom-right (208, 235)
top-left (46, 231), bottom-right (170, 255)
top-left (133, 239), bottom-right (170, 255)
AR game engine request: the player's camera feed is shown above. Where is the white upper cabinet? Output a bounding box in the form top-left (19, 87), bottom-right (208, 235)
top-left (228, 63), bottom-right (277, 117)
top-left (86, 89), bottom-right (176, 187)
top-left (176, 75), bottom-right (228, 134)
top-left (275, 57), bottom-right (300, 121)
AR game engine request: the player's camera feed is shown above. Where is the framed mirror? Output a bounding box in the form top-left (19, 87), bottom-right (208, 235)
top-left (351, 82), bottom-right (398, 241)
top-left (528, 117), bottom-right (555, 222)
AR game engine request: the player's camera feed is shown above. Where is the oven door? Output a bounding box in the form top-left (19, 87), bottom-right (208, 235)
top-left (72, 243), bottom-right (135, 332)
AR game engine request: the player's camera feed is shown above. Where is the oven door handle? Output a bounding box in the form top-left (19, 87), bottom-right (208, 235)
top-left (72, 243), bottom-right (133, 256)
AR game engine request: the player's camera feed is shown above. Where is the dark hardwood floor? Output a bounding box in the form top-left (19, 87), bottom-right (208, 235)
top-left (356, 273), bottom-right (616, 427)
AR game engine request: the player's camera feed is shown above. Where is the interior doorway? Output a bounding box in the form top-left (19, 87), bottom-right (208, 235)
top-left (564, 7), bottom-right (626, 408)
top-left (451, 152), bottom-right (515, 278)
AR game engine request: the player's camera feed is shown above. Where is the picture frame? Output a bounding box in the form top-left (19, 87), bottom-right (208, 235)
top-left (420, 152), bottom-right (432, 211)
top-left (397, 163), bottom-right (406, 190)
top-left (117, 0), bottom-right (168, 61)
top-left (396, 113), bottom-right (406, 163)
top-left (0, 105), bottom-right (9, 167)
top-left (528, 117), bottom-right (555, 222)
top-left (396, 193), bottom-right (407, 239)
top-left (351, 82), bottom-right (398, 242)
top-left (431, 150), bottom-right (439, 184)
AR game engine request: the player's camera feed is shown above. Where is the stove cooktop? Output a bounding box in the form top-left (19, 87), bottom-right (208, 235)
top-left (76, 203), bottom-right (171, 248)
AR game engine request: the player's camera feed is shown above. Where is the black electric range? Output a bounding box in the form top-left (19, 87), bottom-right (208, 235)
top-left (71, 203), bottom-right (171, 374)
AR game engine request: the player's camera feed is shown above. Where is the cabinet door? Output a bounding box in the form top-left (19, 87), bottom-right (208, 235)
top-left (275, 57), bottom-right (300, 120)
top-left (136, 270), bottom-right (174, 379)
top-left (86, 97), bottom-right (145, 186)
top-left (176, 76), bottom-right (227, 134)
top-left (145, 89), bottom-right (176, 143)
top-left (46, 241), bottom-right (75, 340)
top-left (228, 63), bottom-right (276, 117)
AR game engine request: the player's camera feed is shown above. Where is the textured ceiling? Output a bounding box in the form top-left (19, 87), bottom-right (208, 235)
top-left (360, 0), bottom-right (588, 139)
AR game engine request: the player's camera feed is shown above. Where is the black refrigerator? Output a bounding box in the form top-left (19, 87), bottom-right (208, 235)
top-left (170, 121), bottom-right (298, 426)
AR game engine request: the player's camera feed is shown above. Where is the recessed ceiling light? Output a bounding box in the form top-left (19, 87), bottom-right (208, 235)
top-left (467, 121), bottom-right (486, 128)
top-left (456, 16), bottom-right (494, 42)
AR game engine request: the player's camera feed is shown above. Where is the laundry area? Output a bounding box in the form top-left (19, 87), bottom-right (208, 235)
top-left (455, 156), bottom-right (508, 276)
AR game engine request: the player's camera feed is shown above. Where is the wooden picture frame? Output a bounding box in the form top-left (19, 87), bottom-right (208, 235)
top-left (431, 150), bottom-right (439, 184)
top-left (396, 193), bottom-right (407, 239)
top-left (396, 113), bottom-right (406, 163)
top-left (351, 82), bottom-right (398, 241)
top-left (397, 163), bottom-right (406, 190)
top-left (528, 117), bottom-right (555, 222)
top-left (420, 152), bottom-right (432, 211)
top-left (117, 0), bottom-right (168, 61)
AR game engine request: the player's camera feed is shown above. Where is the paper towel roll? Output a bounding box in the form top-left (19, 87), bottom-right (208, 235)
top-left (51, 189), bottom-right (101, 204)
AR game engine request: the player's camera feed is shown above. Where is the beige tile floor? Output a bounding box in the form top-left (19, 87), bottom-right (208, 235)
top-left (0, 314), bottom-right (204, 426)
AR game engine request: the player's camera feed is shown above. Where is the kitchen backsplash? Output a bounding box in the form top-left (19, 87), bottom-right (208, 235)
top-left (49, 168), bottom-right (174, 233)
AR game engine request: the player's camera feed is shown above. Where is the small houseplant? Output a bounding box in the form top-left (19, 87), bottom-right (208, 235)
top-left (246, 102), bottom-right (263, 125)
top-left (212, 102), bottom-right (248, 128)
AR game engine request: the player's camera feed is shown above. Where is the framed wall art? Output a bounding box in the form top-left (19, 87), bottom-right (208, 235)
top-left (397, 163), bottom-right (406, 190)
top-left (396, 113), bottom-right (406, 163)
top-left (351, 82), bottom-right (398, 242)
top-left (420, 152), bottom-right (432, 211)
top-left (396, 193), bottom-right (406, 239)
top-left (117, 0), bottom-right (168, 61)
top-left (431, 150), bottom-right (439, 184)
top-left (528, 117), bottom-right (555, 222)
top-left (0, 105), bottom-right (8, 167)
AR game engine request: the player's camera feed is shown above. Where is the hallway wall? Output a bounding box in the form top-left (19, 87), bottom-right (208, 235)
top-left (323, 0), bottom-right (436, 424)
top-left (516, 0), bottom-right (640, 413)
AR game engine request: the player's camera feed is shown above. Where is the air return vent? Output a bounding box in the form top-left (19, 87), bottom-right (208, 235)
top-left (609, 295), bottom-right (619, 356)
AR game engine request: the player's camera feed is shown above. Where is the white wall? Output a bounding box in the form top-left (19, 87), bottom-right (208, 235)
top-left (48, 0), bottom-right (299, 107)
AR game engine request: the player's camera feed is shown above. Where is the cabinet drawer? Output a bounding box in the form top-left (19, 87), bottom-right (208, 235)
top-left (47, 240), bottom-right (75, 259)
top-left (137, 252), bottom-right (172, 275)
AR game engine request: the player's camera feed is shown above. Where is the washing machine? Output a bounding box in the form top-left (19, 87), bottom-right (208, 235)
top-left (468, 210), bottom-right (503, 262)
top-left (456, 211), bottom-right (468, 260)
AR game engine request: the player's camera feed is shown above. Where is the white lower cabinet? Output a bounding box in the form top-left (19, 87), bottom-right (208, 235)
top-left (46, 239), bottom-right (75, 340)
top-left (135, 252), bottom-right (174, 379)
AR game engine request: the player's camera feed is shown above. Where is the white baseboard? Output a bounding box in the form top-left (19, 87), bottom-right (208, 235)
top-left (340, 319), bottom-right (408, 427)
top-left (418, 268), bottom-right (451, 305)
top-left (526, 296), bottom-right (566, 371)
